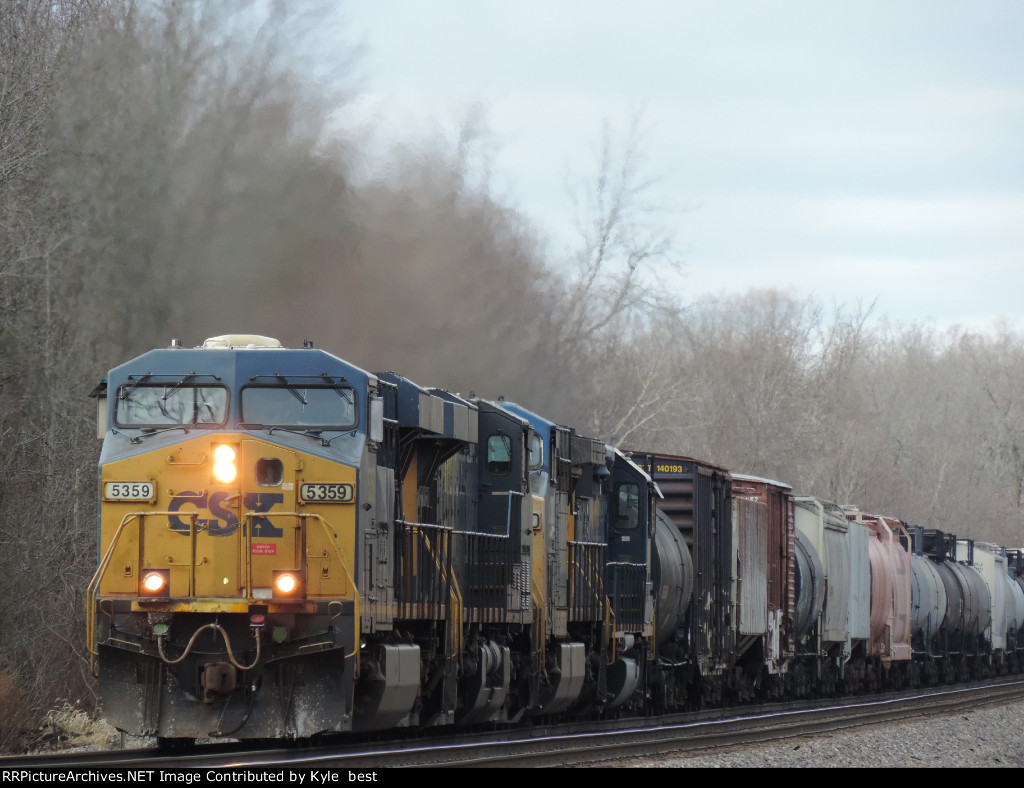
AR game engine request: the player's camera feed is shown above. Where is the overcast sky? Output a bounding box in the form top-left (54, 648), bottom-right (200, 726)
top-left (342, 1), bottom-right (1024, 333)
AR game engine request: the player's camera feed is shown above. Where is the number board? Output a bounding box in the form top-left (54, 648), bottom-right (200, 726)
top-left (104, 481), bottom-right (156, 501)
top-left (299, 483), bottom-right (354, 503)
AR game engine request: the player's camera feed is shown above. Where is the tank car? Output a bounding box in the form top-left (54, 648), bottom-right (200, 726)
top-left (792, 497), bottom-right (862, 695)
top-left (858, 513), bottom-right (913, 685)
top-left (1004, 550), bottom-right (1024, 668)
top-left (836, 506), bottom-right (872, 691)
top-left (962, 540), bottom-right (1013, 672)
top-left (919, 530), bottom-right (992, 681)
top-left (905, 524), bottom-right (948, 685)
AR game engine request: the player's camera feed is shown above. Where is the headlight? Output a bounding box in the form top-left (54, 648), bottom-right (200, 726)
top-left (140, 568), bottom-right (170, 597)
top-left (213, 444), bottom-right (237, 483)
top-left (272, 570), bottom-right (304, 599)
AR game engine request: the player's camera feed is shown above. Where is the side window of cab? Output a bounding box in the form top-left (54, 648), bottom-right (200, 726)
top-left (527, 431), bottom-right (544, 471)
top-left (616, 482), bottom-right (640, 530)
top-left (487, 434), bottom-right (513, 475)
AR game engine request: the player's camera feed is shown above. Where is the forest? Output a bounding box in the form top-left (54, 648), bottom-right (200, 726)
top-left (3, 0), bottom-right (1024, 751)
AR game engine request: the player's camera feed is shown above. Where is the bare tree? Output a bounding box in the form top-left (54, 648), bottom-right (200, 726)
top-left (559, 115), bottom-right (682, 348)
top-left (0, 0), bottom-right (362, 750)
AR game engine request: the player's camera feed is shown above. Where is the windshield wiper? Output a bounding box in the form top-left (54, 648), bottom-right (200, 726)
top-left (267, 374), bottom-right (309, 407)
top-left (268, 426), bottom-right (327, 445)
top-left (119, 374), bottom-right (152, 400)
top-left (160, 373), bottom-right (196, 401)
top-left (319, 373), bottom-right (352, 397)
top-left (129, 424), bottom-right (192, 443)
top-left (241, 423), bottom-right (351, 447)
top-left (321, 429), bottom-right (358, 446)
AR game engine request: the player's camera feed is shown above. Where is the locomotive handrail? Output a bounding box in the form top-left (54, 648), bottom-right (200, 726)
top-left (451, 528), bottom-right (509, 539)
top-left (395, 518), bottom-right (464, 665)
top-left (531, 577), bottom-right (546, 666)
top-left (605, 598), bottom-right (617, 665)
top-left (394, 518), bottom-right (454, 532)
top-left (473, 490), bottom-right (525, 537)
top-left (605, 560), bottom-right (648, 637)
top-left (504, 489), bottom-right (524, 537)
top-left (568, 541), bottom-right (605, 621)
top-left (240, 511), bottom-right (362, 668)
top-left (443, 545), bottom-right (464, 666)
top-left (85, 510), bottom-right (199, 675)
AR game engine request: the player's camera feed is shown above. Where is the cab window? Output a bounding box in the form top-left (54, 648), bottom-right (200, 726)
top-left (487, 434), bottom-right (513, 475)
top-left (616, 482), bottom-right (641, 530)
top-left (115, 384), bottom-right (228, 427)
top-left (527, 431), bottom-right (544, 471)
top-left (241, 385), bottom-right (356, 428)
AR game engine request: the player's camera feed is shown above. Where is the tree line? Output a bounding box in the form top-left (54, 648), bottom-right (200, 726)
top-left (2, 0), bottom-right (1023, 750)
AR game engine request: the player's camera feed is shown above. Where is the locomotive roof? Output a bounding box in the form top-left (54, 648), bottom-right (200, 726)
top-left (105, 337), bottom-right (375, 390)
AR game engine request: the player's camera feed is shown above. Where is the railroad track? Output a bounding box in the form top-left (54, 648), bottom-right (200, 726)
top-left (8, 677), bottom-right (1024, 770)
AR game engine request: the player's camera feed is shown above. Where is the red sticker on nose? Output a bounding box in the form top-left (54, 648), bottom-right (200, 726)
top-left (251, 543), bottom-right (277, 555)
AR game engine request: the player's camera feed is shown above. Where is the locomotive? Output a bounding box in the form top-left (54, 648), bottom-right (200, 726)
top-left (86, 335), bottom-right (1024, 743)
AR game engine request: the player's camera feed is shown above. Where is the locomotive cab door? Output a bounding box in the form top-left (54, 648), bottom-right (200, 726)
top-left (606, 455), bottom-right (653, 634)
top-left (608, 458), bottom-right (651, 566)
top-left (476, 404), bottom-right (529, 542)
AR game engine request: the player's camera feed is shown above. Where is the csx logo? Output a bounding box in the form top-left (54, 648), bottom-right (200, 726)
top-left (168, 491), bottom-right (284, 537)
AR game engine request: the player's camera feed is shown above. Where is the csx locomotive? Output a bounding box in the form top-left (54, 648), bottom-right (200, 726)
top-left (86, 335), bottom-right (1024, 743)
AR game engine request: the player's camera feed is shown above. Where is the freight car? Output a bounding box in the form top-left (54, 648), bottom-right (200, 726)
top-left (86, 336), bottom-right (1024, 744)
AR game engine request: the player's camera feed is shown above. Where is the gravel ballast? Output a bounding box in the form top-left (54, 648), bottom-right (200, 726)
top-left (595, 698), bottom-right (1024, 768)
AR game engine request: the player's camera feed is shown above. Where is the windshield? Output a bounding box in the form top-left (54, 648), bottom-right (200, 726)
top-left (241, 385), bottom-right (356, 429)
top-left (115, 384), bottom-right (228, 427)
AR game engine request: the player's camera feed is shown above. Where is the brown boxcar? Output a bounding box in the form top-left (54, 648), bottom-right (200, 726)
top-left (730, 474), bottom-right (796, 677)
